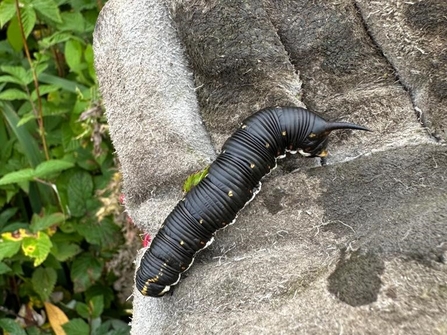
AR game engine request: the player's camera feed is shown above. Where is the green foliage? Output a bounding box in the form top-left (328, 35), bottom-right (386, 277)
top-left (0, 0), bottom-right (132, 334)
top-left (183, 166), bottom-right (210, 193)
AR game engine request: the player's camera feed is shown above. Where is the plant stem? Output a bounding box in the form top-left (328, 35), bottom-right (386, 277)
top-left (14, 0), bottom-right (50, 161)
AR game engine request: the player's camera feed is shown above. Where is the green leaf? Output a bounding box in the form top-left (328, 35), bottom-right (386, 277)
top-left (74, 219), bottom-right (121, 248)
top-left (21, 5), bottom-right (36, 39)
top-left (33, 0), bottom-right (62, 24)
top-left (6, 17), bottom-right (23, 52)
top-left (30, 212), bottom-right (65, 233)
top-left (0, 262), bottom-right (12, 274)
top-left (34, 159), bottom-right (75, 179)
top-left (51, 241), bottom-right (81, 261)
top-left (1, 102), bottom-right (44, 167)
top-left (71, 253), bottom-right (103, 292)
top-left (38, 72), bottom-right (88, 93)
top-left (0, 168), bottom-right (34, 185)
top-left (95, 319), bottom-right (131, 335)
top-left (65, 39), bottom-right (84, 73)
top-left (89, 295), bottom-right (104, 319)
top-left (183, 165), bottom-right (209, 193)
top-left (0, 75), bottom-right (24, 85)
top-left (35, 62), bottom-right (49, 76)
top-left (39, 31), bottom-right (73, 48)
top-left (67, 171), bottom-right (93, 217)
top-left (0, 238), bottom-right (21, 261)
top-left (32, 267), bottom-right (57, 301)
top-left (0, 207), bottom-right (18, 228)
top-left (84, 44), bottom-right (96, 82)
top-left (0, 318), bottom-right (27, 335)
top-left (75, 302), bottom-right (90, 319)
top-left (62, 318), bottom-right (89, 335)
top-left (69, 0), bottom-right (98, 11)
top-left (0, 0), bottom-right (16, 28)
top-left (0, 88), bottom-right (29, 100)
top-left (57, 12), bottom-right (85, 33)
top-left (22, 231), bottom-right (52, 266)
top-left (31, 84), bottom-right (60, 101)
top-left (16, 112), bottom-right (36, 127)
top-left (1, 65), bottom-right (33, 85)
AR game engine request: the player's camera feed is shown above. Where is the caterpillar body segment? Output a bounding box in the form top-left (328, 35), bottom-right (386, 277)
top-left (135, 106), bottom-right (369, 297)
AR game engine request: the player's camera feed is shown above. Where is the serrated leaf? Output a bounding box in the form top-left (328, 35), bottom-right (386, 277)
top-left (34, 160), bottom-right (75, 179)
top-left (0, 0), bottom-right (16, 28)
top-left (64, 39), bottom-right (84, 73)
top-left (35, 62), bottom-right (49, 76)
top-left (89, 295), bottom-right (104, 319)
top-left (0, 318), bottom-right (27, 335)
top-left (74, 219), bottom-right (120, 248)
top-left (71, 253), bottom-right (103, 292)
top-left (96, 319), bottom-right (130, 335)
top-left (0, 168), bottom-right (34, 185)
top-left (32, 267), bottom-right (57, 301)
top-left (30, 212), bottom-right (65, 233)
top-left (62, 318), bottom-right (89, 335)
top-left (57, 12), bottom-right (85, 33)
top-left (0, 75), bottom-right (24, 85)
top-left (67, 171), bottom-right (93, 217)
top-left (53, 242), bottom-right (81, 262)
top-left (21, 5), bottom-right (36, 39)
top-left (6, 17), bottom-right (23, 52)
top-left (44, 302), bottom-right (69, 335)
top-left (0, 238), bottom-right (21, 261)
top-left (39, 31), bottom-right (73, 48)
top-left (31, 84), bottom-right (60, 101)
top-left (0, 65), bottom-right (32, 85)
top-left (16, 112), bottom-right (36, 127)
top-left (0, 262), bottom-right (12, 274)
top-left (0, 88), bottom-right (29, 100)
top-left (70, 0), bottom-right (98, 11)
top-left (22, 231), bottom-right (52, 266)
top-left (33, 0), bottom-right (62, 24)
top-left (75, 302), bottom-right (89, 319)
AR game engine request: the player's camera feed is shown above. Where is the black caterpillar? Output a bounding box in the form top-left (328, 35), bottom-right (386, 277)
top-left (136, 106), bottom-right (369, 297)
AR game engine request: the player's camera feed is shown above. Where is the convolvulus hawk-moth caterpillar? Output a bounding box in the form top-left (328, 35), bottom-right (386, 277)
top-left (136, 106), bottom-right (369, 297)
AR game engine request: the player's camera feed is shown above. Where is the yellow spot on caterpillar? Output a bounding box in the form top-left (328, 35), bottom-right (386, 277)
top-left (199, 219), bottom-right (203, 224)
top-left (222, 222), bottom-right (227, 226)
top-left (180, 241), bottom-right (185, 246)
top-left (265, 143), bottom-right (270, 148)
top-left (200, 241), bottom-right (205, 245)
top-left (282, 130), bottom-right (286, 136)
top-left (250, 163), bottom-right (255, 169)
top-left (181, 265), bottom-right (187, 270)
top-left (228, 190), bottom-right (233, 197)
top-left (309, 133), bottom-right (317, 138)
top-left (241, 124), bottom-right (247, 129)
top-left (146, 276), bottom-right (159, 284)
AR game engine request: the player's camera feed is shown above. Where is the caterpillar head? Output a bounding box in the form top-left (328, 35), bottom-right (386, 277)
top-left (299, 118), bottom-right (370, 158)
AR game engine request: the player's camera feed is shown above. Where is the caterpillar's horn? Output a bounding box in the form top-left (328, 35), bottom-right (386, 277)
top-left (324, 121), bottom-right (371, 132)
